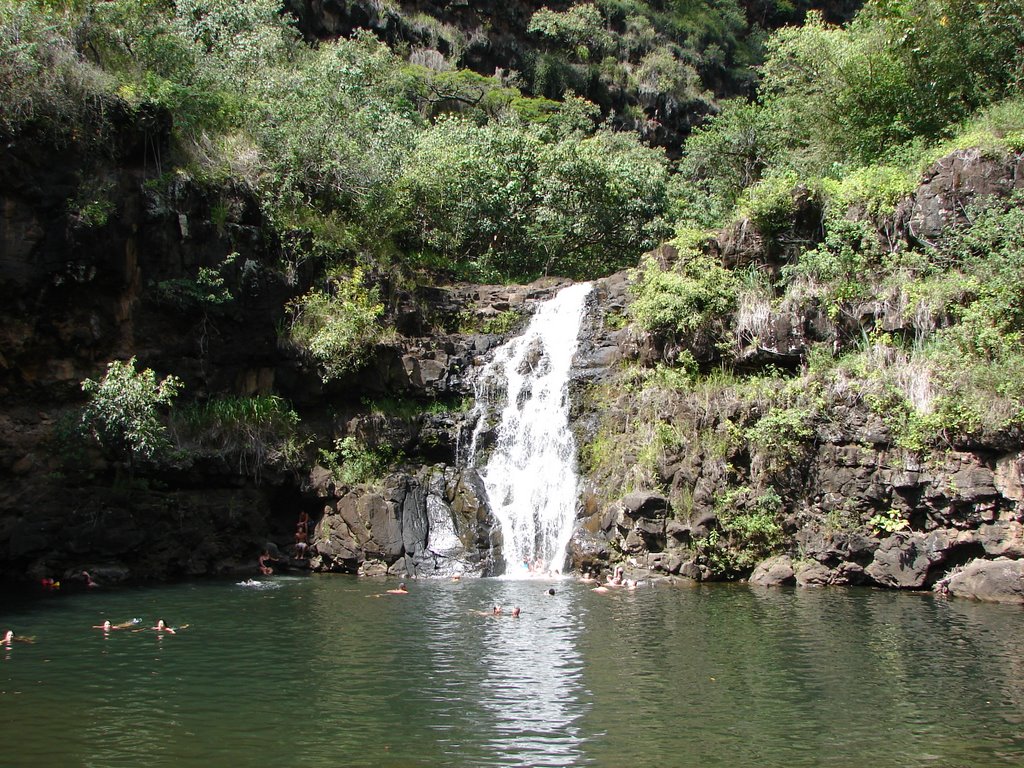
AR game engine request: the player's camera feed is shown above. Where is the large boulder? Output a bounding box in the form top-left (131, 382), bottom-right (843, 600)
top-left (311, 465), bottom-right (496, 577)
top-left (945, 558), bottom-right (1024, 603)
top-left (864, 531), bottom-right (952, 589)
top-left (750, 555), bottom-right (796, 587)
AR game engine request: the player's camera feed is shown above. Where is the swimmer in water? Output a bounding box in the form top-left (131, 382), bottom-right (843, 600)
top-left (93, 619), bottom-right (140, 631)
top-left (468, 606), bottom-right (503, 617)
top-left (154, 619), bottom-right (175, 634)
top-left (385, 583), bottom-right (409, 595)
top-left (2, 630), bottom-right (34, 644)
top-left (82, 570), bottom-right (98, 588)
top-left (511, 607), bottom-right (521, 618)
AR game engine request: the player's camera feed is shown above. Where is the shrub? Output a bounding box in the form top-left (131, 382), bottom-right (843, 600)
top-left (286, 267), bottom-right (386, 382)
top-left (80, 357), bottom-right (183, 472)
top-left (319, 436), bottom-right (400, 486)
top-left (0, 0), bottom-right (114, 139)
top-left (745, 406), bottom-right (814, 473)
top-left (170, 394), bottom-right (307, 479)
top-left (700, 486), bottom-right (785, 576)
top-left (629, 250), bottom-right (737, 337)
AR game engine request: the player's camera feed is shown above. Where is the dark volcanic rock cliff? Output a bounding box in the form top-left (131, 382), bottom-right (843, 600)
top-left (569, 149), bottom-right (1024, 603)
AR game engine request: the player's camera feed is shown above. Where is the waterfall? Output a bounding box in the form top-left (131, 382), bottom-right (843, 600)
top-left (469, 282), bottom-right (593, 576)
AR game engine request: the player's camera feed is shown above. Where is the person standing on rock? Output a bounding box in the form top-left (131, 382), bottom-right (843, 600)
top-left (294, 525), bottom-right (309, 559)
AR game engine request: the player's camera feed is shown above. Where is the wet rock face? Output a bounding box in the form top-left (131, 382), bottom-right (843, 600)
top-left (310, 465), bottom-right (497, 577)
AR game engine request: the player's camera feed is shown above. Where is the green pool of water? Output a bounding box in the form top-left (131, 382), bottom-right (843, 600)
top-left (2, 576), bottom-right (1022, 767)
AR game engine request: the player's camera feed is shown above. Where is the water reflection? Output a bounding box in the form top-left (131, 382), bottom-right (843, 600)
top-left (473, 582), bottom-right (588, 766)
top-left (2, 577), bottom-right (1024, 767)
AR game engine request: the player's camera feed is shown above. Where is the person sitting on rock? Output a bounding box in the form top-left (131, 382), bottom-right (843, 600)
top-left (607, 566), bottom-right (625, 586)
top-left (259, 549), bottom-right (275, 575)
top-left (82, 571), bottom-right (98, 588)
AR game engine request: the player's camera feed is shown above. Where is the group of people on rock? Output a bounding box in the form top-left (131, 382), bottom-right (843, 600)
top-left (581, 565), bottom-right (640, 593)
top-left (259, 511), bottom-right (314, 575)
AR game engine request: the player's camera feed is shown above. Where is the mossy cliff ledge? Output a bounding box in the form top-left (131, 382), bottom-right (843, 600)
top-left (572, 148), bottom-right (1024, 603)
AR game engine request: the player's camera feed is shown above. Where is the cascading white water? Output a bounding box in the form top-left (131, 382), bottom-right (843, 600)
top-left (469, 282), bottom-right (593, 576)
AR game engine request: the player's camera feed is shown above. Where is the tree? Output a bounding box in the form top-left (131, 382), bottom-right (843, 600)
top-left (80, 357), bottom-right (183, 475)
top-left (533, 128), bottom-right (671, 277)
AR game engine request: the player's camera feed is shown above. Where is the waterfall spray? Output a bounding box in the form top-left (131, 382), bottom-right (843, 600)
top-left (469, 282), bottom-right (593, 576)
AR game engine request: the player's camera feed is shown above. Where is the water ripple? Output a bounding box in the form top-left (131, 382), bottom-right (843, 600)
top-left (2, 578), bottom-right (1024, 766)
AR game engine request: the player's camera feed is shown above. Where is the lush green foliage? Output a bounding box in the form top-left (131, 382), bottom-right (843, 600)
top-left (399, 117), bottom-right (670, 279)
top-left (80, 357), bottom-right (183, 468)
top-left (525, 0), bottom-right (752, 109)
top-left (170, 394), bottom-right (307, 478)
top-left (629, 250), bottom-right (737, 337)
top-left (286, 267), bottom-right (386, 382)
top-left (760, 2), bottom-right (1024, 168)
top-left (700, 487), bottom-right (785, 575)
top-left (745, 405), bottom-right (815, 472)
top-left (0, 0), bottom-right (113, 139)
top-left (2, 1), bottom-right (690, 282)
top-left (153, 252), bottom-right (238, 310)
top-left (319, 436), bottom-right (401, 486)
top-left (868, 507), bottom-right (909, 535)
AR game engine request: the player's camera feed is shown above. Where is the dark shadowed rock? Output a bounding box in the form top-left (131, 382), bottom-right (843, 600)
top-left (568, 527), bottom-right (612, 571)
top-left (865, 531), bottom-right (953, 588)
top-left (622, 491), bottom-right (669, 518)
top-left (678, 561), bottom-right (708, 581)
